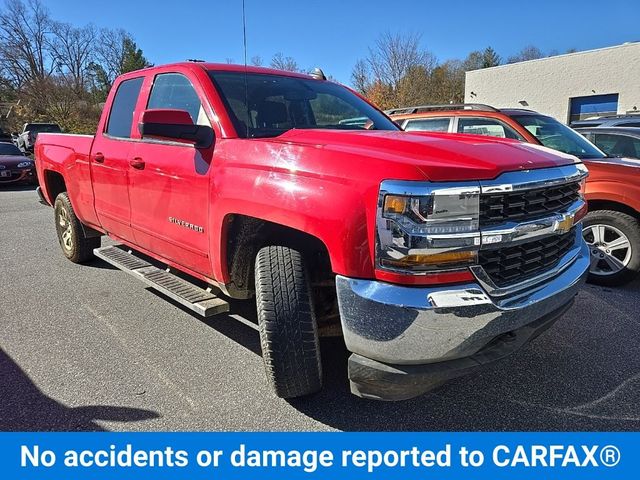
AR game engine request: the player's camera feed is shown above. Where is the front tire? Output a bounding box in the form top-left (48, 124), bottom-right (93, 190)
top-left (255, 245), bottom-right (322, 398)
top-left (54, 192), bottom-right (100, 263)
top-left (582, 210), bottom-right (640, 286)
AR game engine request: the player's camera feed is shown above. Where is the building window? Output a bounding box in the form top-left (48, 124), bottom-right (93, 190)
top-left (569, 94), bottom-right (619, 123)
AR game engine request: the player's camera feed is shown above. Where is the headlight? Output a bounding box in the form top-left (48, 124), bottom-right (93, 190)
top-left (17, 161), bottom-right (33, 168)
top-left (377, 182), bottom-right (481, 272)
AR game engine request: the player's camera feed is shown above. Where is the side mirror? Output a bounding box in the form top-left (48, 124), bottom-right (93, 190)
top-left (139, 109), bottom-right (214, 148)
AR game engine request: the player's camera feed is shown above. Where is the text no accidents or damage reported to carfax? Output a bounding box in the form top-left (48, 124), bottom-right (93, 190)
top-left (19, 442), bottom-right (622, 474)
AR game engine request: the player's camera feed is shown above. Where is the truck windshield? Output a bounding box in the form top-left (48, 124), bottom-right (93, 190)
top-left (209, 71), bottom-right (399, 138)
top-left (511, 114), bottom-right (606, 159)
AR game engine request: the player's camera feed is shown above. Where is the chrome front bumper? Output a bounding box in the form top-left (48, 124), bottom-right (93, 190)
top-left (336, 231), bottom-right (590, 400)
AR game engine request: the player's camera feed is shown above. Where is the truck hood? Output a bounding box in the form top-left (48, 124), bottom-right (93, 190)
top-left (278, 129), bottom-right (579, 181)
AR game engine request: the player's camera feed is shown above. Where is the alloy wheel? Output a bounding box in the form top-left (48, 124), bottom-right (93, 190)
top-left (583, 224), bottom-right (632, 276)
top-left (58, 207), bottom-right (73, 252)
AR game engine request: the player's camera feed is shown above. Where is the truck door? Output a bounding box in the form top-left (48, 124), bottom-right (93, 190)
top-left (128, 72), bottom-right (213, 277)
top-left (90, 76), bottom-right (144, 241)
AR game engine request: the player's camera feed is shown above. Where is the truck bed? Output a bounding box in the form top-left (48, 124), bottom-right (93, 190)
top-left (35, 133), bottom-right (97, 226)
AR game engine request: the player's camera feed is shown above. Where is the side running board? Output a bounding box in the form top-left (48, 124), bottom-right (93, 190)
top-left (94, 246), bottom-right (229, 317)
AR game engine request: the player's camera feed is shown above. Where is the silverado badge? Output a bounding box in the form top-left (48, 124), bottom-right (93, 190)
top-left (168, 217), bottom-right (204, 233)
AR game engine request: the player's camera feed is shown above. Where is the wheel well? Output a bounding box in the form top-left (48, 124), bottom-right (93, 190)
top-left (224, 214), bottom-right (333, 294)
top-left (223, 215), bottom-right (337, 327)
top-left (588, 200), bottom-right (640, 220)
top-left (44, 170), bottom-right (66, 203)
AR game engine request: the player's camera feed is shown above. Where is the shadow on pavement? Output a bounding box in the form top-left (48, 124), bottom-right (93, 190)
top-left (102, 263), bottom-right (640, 432)
top-left (0, 348), bottom-right (160, 431)
top-left (0, 184), bottom-right (38, 192)
top-left (148, 290), bottom-right (262, 356)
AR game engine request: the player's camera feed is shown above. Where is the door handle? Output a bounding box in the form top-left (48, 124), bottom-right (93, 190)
top-left (94, 153), bottom-right (104, 163)
top-left (129, 157), bottom-right (145, 170)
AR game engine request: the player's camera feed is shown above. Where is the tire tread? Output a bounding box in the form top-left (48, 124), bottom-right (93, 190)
top-left (255, 246), bottom-right (322, 398)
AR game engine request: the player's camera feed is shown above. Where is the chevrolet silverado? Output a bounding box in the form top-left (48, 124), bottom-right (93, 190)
top-left (35, 62), bottom-right (590, 400)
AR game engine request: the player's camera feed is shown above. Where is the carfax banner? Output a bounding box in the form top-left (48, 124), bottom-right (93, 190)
top-left (0, 432), bottom-right (636, 479)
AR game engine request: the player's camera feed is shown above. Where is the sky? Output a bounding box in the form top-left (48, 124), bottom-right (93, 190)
top-left (46, 0), bottom-right (639, 85)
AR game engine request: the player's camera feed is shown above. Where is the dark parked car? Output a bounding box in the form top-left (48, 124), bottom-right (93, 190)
top-left (570, 114), bottom-right (640, 129)
top-left (0, 141), bottom-right (37, 184)
top-left (577, 127), bottom-right (640, 159)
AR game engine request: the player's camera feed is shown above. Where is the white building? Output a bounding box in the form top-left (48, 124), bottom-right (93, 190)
top-left (464, 42), bottom-right (640, 124)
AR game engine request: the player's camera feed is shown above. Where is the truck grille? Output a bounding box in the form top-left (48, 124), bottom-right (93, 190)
top-left (479, 229), bottom-right (576, 287)
top-left (480, 182), bottom-right (581, 225)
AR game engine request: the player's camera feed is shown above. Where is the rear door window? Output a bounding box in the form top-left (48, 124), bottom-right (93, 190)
top-left (106, 77), bottom-right (144, 138)
top-left (403, 118), bottom-right (451, 132)
top-left (457, 117), bottom-right (525, 140)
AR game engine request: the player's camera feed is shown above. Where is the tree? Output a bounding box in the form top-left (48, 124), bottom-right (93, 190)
top-left (396, 64), bottom-right (431, 107)
top-left (351, 31), bottom-right (436, 107)
top-left (0, 0), bottom-right (55, 88)
top-left (462, 50), bottom-right (484, 71)
top-left (270, 52), bottom-right (298, 72)
top-left (49, 22), bottom-right (96, 93)
top-left (250, 55), bottom-right (263, 66)
top-left (428, 60), bottom-right (465, 104)
top-left (366, 32), bottom-right (436, 91)
top-left (365, 80), bottom-right (395, 110)
top-left (0, 0), bottom-right (151, 132)
top-left (507, 45), bottom-right (544, 63)
top-left (89, 29), bottom-right (151, 102)
top-left (119, 36), bottom-right (151, 74)
top-left (350, 59), bottom-right (370, 94)
top-left (482, 47), bottom-right (501, 68)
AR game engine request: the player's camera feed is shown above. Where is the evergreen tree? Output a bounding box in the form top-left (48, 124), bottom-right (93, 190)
top-left (120, 37), bottom-right (151, 74)
top-left (482, 47), bottom-right (501, 68)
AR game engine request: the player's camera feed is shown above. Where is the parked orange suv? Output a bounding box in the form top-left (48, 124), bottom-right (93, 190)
top-left (388, 104), bottom-right (640, 286)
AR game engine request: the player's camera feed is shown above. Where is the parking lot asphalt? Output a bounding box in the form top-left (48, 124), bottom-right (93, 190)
top-left (1, 186), bottom-right (639, 432)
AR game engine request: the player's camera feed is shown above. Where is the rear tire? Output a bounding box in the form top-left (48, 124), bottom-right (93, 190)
top-left (582, 210), bottom-right (640, 286)
top-left (54, 192), bottom-right (100, 263)
top-left (255, 245), bottom-right (322, 398)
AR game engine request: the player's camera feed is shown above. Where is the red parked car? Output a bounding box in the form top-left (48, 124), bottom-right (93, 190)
top-left (35, 63), bottom-right (589, 400)
top-left (389, 104), bottom-right (640, 286)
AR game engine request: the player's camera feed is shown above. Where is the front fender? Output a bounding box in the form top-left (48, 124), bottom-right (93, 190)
top-left (210, 162), bottom-right (379, 283)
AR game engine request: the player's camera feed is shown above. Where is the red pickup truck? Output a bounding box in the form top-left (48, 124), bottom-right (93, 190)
top-left (35, 62), bottom-right (590, 401)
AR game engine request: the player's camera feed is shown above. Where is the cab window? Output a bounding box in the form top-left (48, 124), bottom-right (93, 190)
top-left (106, 77), bottom-right (144, 138)
top-left (403, 117), bottom-right (451, 132)
top-left (147, 73), bottom-right (210, 126)
top-left (457, 117), bottom-right (525, 140)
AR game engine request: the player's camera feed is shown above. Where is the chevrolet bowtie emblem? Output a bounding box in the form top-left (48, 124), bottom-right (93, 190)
top-left (554, 214), bottom-right (575, 234)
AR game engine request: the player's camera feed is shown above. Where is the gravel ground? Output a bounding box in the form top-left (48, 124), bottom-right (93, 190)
top-left (1, 186), bottom-right (639, 431)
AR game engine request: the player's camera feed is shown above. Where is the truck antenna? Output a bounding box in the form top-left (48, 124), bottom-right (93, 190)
top-left (242, 0), bottom-right (250, 138)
